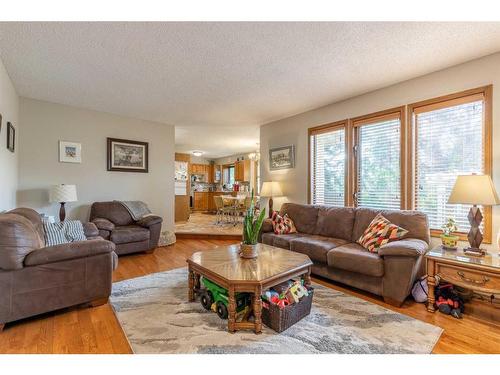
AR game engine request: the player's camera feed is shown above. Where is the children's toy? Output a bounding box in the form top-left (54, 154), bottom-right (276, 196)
top-left (434, 283), bottom-right (465, 319)
top-left (262, 279), bottom-right (309, 309)
top-left (200, 277), bottom-right (251, 319)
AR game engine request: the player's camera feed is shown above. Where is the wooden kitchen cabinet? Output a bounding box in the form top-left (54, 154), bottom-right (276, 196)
top-left (234, 160), bottom-right (251, 182)
top-left (193, 192), bottom-right (209, 211)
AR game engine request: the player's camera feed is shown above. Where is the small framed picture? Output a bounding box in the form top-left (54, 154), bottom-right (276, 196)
top-left (59, 141), bottom-right (82, 163)
top-left (7, 122), bottom-right (15, 153)
top-left (107, 138), bottom-right (149, 173)
top-left (269, 145), bottom-right (295, 170)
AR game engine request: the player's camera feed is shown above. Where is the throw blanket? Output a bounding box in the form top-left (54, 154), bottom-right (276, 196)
top-left (117, 200), bottom-right (152, 221)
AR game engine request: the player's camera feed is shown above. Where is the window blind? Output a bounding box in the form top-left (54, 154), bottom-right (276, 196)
top-left (414, 99), bottom-right (484, 232)
top-left (310, 128), bottom-right (345, 206)
top-left (356, 117), bottom-right (401, 210)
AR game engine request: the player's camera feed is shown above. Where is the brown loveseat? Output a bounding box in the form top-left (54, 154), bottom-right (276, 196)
top-left (259, 203), bottom-right (430, 306)
top-left (0, 208), bottom-right (117, 331)
top-left (89, 201), bottom-right (162, 256)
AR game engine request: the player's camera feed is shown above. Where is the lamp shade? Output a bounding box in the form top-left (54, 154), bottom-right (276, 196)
top-left (49, 184), bottom-right (78, 203)
top-left (448, 175), bottom-right (500, 206)
top-left (260, 181), bottom-right (283, 197)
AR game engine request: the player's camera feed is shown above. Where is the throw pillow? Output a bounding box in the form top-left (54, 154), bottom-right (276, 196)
top-left (271, 211), bottom-right (297, 235)
top-left (43, 220), bottom-right (87, 246)
top-left (357, 213), bottom-right (408, 253)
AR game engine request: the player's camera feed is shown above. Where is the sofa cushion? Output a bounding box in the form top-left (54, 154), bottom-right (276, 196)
top-left (271, 211), bottom-right (296, 234)
top-left (290, 235), bottom-right (349, 263)
top-left (327, 243), bottom-right (384, 277)
top-left (352, 208), bottom-right (430, 244)
top-left (314, 206), bottom-right (356, 241)
top-left (357, 214), bottom-right (408, 253)
top-left (280, 203), bottom-right (318, 235)
top-left (261, 232), bottom-right (303, 249)
top-left (111, 225), bottom-right (150, 244)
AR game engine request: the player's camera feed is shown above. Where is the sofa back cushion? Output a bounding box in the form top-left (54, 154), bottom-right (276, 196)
top-left (314, 206), bottom-right (356, 241)
top-left (280, 203), bottom-right (318, 235)
top-left (0, 213), bottom-right (44, 270)
top-left (352, 208), bottom-right (430, 244)
top-left (90, 201), bottom-right (134, 226)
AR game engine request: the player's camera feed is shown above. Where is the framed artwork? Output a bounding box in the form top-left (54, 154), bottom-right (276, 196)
top-left (7, 122), bottom-right (15, 153)
top-left (107, 137), bottom-right (149, 173)
top-left (269, 145), bottom-right (295, 170)
top-left (59, 141), bottom-right (82, 163)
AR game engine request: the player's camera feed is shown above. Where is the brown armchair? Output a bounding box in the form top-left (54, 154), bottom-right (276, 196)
top-left (0, 208), bottom-right (117, 331)
top-left (89, 201), bottom-right (162, 256)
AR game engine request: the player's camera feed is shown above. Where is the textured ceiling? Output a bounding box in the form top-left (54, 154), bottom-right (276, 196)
top-left (1, 22), bottom-right (500, 158)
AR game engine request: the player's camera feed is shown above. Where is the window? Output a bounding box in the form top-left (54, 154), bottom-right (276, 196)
top-left (309, 121), bottom-right (347, 206)
top-left (409, 87), bottom-right (492, 239)
top-left (223, 165), bottom-right (235, 187)
top-left (352, 108), bottom-right (404, 210)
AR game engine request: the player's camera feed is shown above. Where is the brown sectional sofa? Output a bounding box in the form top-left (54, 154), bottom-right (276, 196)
top-left (0, 208), bottom-right (117, 330)
top-left (90, 201), bottom-right (162, 255)
top-left (260, 203), bottom-right (430, 306)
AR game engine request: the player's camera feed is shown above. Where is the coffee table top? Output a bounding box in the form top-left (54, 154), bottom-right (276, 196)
top-left (187, 243), bottom-right (312, 283)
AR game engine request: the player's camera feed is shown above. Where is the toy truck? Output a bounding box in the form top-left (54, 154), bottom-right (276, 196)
top-left (200, 278), bottom-right (251, 319)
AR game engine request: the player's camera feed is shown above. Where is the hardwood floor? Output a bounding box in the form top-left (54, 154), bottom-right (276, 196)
top-left (0, 239), bottom-right (499, 354)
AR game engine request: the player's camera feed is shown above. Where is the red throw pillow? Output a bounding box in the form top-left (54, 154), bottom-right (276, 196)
top-left (357, 213), bottom-right (408, 253)
top-left (271, 211), bottom-right (297, 235)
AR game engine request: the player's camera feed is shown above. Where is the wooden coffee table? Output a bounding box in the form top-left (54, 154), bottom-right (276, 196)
top-left (187, 243), bottom-right (313, 334)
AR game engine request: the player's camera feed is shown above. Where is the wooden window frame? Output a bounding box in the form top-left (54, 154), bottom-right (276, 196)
top-left (350, 106), bottom-right (407, 209)
top-left (308, 119), bottom-right (349, 205)
top-left (407, 85), bottom-right (493, 243)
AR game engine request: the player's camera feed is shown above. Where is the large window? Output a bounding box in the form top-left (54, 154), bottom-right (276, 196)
top-left (353, 108), bottom-right (404, 210)
top-left (309, 121), bottom-right (346, 206)
top-left (409, 88), bottom-right (491, 238)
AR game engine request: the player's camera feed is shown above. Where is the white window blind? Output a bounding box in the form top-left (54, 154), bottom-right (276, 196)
top-left (356, 117), bottom-right (401, 209)
top-left (310, 128), bottom-right (345, 206)
top-left (414, 99), bottom-right (484, 232)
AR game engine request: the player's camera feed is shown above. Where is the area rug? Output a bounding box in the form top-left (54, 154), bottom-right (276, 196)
top-left (110, 268), bottom-right (443, 354)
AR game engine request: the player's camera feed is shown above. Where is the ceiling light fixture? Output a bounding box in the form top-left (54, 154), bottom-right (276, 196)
top-left (192, 151), bottom-right (203, 157)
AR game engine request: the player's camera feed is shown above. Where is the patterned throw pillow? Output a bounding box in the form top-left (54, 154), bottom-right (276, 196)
top-left (271, 211), bottom-right (297, 235)
top-left (43, 220), bottom-right (87, 246)
top-left (357, 213), bottom-right (408, 253)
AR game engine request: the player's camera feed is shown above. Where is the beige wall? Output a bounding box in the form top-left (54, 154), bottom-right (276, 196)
top-left (0, 57), bottom-right (19, 211)
top-left (18, 98), bottom-right (175, 230)
top-left (260, 52), bottom-right (500, 250)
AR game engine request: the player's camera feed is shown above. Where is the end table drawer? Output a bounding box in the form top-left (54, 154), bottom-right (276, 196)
top-left (436, 263), bottom-right (500, 293)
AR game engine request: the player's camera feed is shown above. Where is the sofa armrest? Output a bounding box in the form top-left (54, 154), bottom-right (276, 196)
top-left (137, 215), bottom-right (162, 228)
top-left (261, 218), bottom-right (273, 233)
top-left (83, 222), bottom-right (99, 238)
top-left (378, 238), bottom-right (428, 258)
top-left (24, 239), bottom-right (116, 267)
top-left (92, 218), bottom-right (115, 231)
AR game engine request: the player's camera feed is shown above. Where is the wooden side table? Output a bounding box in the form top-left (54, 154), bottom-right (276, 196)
top-left (426, 246), bottom-right (500, 319)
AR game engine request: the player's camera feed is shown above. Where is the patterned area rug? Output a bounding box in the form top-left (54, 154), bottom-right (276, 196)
top-left (110, 268), bottom-right (442, 354)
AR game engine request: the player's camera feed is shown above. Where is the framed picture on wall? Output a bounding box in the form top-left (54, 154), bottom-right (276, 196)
top-left (269, 145), bottom-right (295, 170)
top-left (107, 137), bottom-right (149, 173)
top-left (59, 141), bottom-right (82, 163)
top-left (7, 122), bottom-right (15, 153)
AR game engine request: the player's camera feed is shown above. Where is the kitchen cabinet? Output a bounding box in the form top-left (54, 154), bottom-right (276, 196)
top-left (193, 191), bottom-right (209, 211)
top-left (190, 163), bottom-right (210, 179)
top-left (234, 160), bottom-right (251, 182)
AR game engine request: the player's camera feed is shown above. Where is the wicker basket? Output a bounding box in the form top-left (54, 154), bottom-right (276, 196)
top-left (261, 288), bottom-right (314, 333)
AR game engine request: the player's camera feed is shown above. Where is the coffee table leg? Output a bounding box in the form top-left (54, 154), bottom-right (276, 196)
top-left (253, 285), bottom-right (263, 334)
top-left (228, 286), bottom-right (236, 333)
top-left (303, 266), bottom-right (312, 286)
top-left (188, 267), bottom-right (195, 302)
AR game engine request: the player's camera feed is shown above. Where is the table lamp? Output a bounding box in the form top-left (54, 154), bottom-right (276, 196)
top-left (49, 184), bottom-right (78, 222)
top-left (260, 181), bottom-right (283, 218)
top-left (448, 174), bottom-right (500, 255)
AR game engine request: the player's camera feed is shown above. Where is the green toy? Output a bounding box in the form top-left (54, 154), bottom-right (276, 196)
top-left (200, 278), bottom-right (251, 319)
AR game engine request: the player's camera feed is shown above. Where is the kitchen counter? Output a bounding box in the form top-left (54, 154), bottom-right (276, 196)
top-left (193, 191), bottom-right (238, 211)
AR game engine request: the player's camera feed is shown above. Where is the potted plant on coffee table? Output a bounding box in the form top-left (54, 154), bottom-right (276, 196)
top-left (441, 218), bottom-right (459, 250)
top-left (241, 190), bottom-right (266, 259)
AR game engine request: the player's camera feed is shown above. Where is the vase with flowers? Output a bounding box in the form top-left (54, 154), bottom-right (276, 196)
top-left (441, 218), bottom-right (459, 250)
top-left (240, 189), bottom-right (266, 259)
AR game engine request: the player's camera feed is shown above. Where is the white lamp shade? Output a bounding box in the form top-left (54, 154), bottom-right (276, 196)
top-left (260, 181), bottom-right (283, 197)
top-left (49, 184), bottom-right (78, 203)
top-left (448, 175), bottom-right (500, 206)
